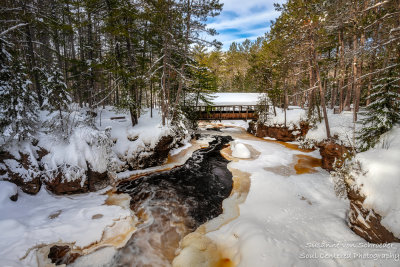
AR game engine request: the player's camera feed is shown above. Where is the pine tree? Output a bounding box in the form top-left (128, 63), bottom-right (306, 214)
top-left (0, 43), bottom-right (39, 143)
top-left (42, 66), bottom-right (71, 136)
top-left (358, 68), bottom-right (400, 151)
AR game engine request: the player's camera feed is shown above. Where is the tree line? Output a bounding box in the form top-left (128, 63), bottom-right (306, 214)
top-left (0, 0), bottom-right (222, 144)
top-left (198, 0), bottom-right (400, 149)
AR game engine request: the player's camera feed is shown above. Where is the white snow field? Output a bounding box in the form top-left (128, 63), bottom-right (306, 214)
top-left (256, 105), bottom-right (400, 239)
top-left (0, 183), bottom-right (134, 266)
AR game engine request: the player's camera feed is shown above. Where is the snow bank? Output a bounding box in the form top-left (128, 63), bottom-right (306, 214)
top-left (40, 126), bottom-right (115, 184)
top-left (260, 107), bottom-right (359, 146)
top-left (0, 181), bottom-right (17, 203)
top-left (0, 185), bottom-right (133, 266)
top-left (264, 106), bottom-right (307, 129)
top-left (353, 126), bottom-right (400, 238)
top-left (306, 110), bottom-right (357, 145)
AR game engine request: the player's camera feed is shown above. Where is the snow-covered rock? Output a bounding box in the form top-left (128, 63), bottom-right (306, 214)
top-left (231, 141), bottom-right (251, 159)
top-left (0, 143), bottom-right (43, 194)
top-left (40, 126), bottom-right (115, 194)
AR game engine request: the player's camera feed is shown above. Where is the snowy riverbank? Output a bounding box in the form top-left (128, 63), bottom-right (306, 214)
top-left (174, 123), bottom-right (400, 267)
top-left (0, 106), bottom-right (192, 195)
top-left (0, 182), bottom-right (134, 266)
top-left (0, 106), bottom-right (192, 266)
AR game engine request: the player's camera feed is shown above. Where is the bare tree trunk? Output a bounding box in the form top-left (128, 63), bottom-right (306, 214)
top-left (307, 55), bottom-right (315, 118)
top-left (344, 66), bottom-right (352, 111)
top-left (352, 34), bottom-right (359, 121)
top-left (331, 45), bottom-right (339, 109)
top-left (311, 34), bottom-right (331, 139)
top-left (338, 30), bottom-right (345, 112)
top-left (173, 0), bottom-right (191, 119)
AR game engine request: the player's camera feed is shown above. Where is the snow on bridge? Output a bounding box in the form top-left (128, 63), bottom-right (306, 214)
top-left (195, 93), bottom-right (266, 120)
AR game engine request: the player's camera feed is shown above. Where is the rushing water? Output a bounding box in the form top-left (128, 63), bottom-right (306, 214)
top-left (113, 135), bottom-right (234, 267)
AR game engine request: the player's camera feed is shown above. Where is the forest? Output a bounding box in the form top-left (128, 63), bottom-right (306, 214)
top-left (0, 0), bottom-right (222, 143)
top-left (1, 0), bottom-right (399, 151)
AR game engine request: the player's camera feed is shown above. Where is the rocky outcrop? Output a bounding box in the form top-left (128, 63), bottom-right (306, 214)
top-left (347, 186), bottom-right (400, 243)
top-left (318, 141), bottom-right (351, 171)
top-left (87, 166), bottom-right (110, 192)
top-left (44, 165), bottom-right (110, 195)
top-left (44, 169), bottom-right (89, 195)
top-left (248, 121), bottom-right (309, 142)
top-left (2, 132), bottom-right (179, 195)
top-left (127, 135), bottom-right (175, 170)
top-left (0, 150), bottom-right (44, 195)
top-left (44, 135), bottom-right (175, 195)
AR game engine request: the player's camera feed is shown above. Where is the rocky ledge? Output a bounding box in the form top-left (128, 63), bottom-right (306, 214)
top-left (247, 121), bottom-right (310, 142)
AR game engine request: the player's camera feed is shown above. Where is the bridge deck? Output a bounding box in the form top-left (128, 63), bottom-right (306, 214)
top-left (195, 105), bottom-right (261, 120)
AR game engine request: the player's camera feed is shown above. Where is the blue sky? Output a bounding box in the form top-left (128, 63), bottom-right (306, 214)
top-left (207, 0), bottom-right (286, 50)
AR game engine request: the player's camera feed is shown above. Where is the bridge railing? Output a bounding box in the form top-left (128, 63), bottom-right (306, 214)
top-left (194, 105), bottom-right (264, 120)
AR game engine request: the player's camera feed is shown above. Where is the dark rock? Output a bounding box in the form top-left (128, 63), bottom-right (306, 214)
top-left (9, 192), bottom-right (18, 202)
top-left (48, 245), bottom-right (80, 265)
top-left (317, 141), bottom-right (351, 171)
top-left (87, 165), bottom-right (110, 192)
top-left (44, 162), bottom-right (109, 195)
top-left (128, 135), bottom-right (175, 170)
top-left (247, 121), bottom-right (309, 142)
top-left (347, 186), bottom-right (400, 243)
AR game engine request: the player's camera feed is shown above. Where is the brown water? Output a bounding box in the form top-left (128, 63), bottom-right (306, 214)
top-left (113, 136), bottom-right (234, 267)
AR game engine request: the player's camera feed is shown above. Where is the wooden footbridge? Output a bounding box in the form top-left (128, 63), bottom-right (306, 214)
top-left (194, 105), bottom-right (261, 120)
top-left (194, 93), bottom-right (266, 120)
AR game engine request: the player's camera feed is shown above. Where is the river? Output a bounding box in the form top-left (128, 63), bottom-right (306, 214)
top-left (71, 122), bottom-right (322, 267)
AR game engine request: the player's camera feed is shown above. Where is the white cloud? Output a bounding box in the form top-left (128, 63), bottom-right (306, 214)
top-left (206, 0), bottom-right (286, 50)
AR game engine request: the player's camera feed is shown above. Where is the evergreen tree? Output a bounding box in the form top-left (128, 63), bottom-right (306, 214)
top-left (0, 44), bottom-right (39, 143)
top-left (358, 68), bottom-right (400, 151)
top-left (42, 66), bottom-right (71, 136)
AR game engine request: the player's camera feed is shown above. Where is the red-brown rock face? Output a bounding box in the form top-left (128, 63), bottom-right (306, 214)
top-left (347, 186), bottom-right (400, 243)
top-left (317, 141), bottom-right (351, 171)
top-left (247, 121), bottom-right (310, 142)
